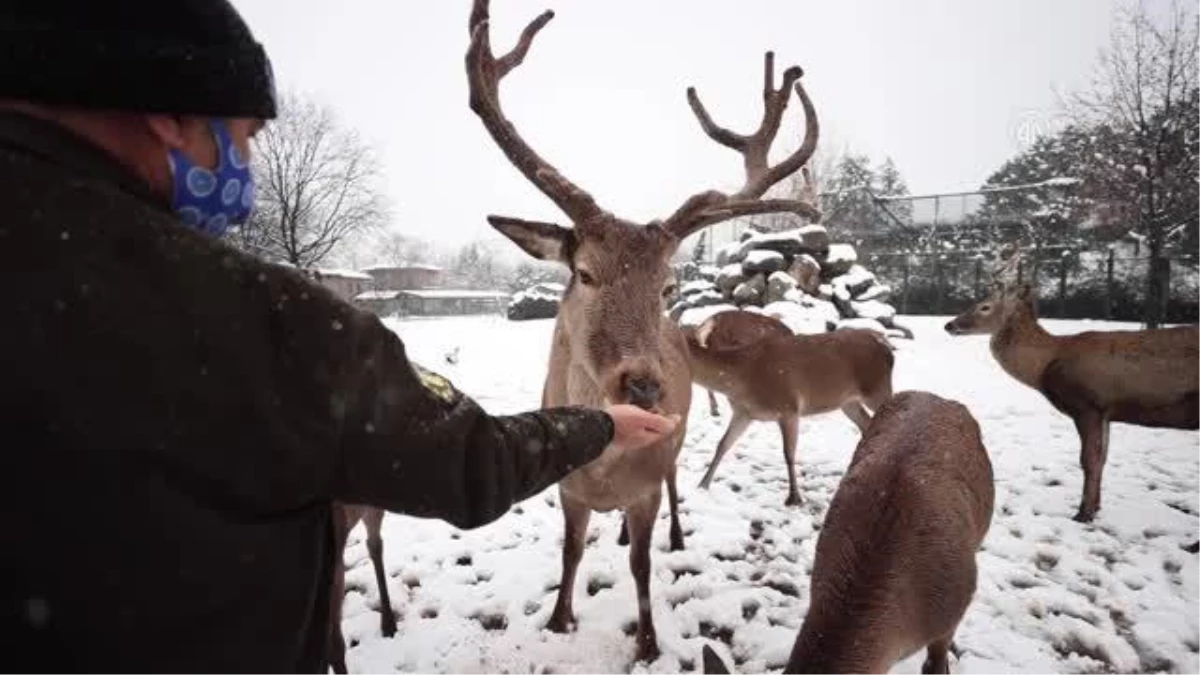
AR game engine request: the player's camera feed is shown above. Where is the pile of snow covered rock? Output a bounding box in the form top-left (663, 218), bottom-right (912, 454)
top-left (507, 282), bottom-right (565, 321)
top-left (670, 225), bottom-right (913, 339)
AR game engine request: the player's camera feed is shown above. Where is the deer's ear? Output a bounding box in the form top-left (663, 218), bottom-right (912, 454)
top-left (488, 215), bottom-right (573, 264)
top-left (1015, 283), bottom-right (1034, 300)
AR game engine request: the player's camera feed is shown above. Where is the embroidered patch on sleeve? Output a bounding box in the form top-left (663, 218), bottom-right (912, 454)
top-left (412, 362), bottom-right (462, 405)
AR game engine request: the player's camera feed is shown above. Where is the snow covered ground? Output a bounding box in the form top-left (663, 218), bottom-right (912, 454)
top-left (335, 315), bottom-right (1198, 674)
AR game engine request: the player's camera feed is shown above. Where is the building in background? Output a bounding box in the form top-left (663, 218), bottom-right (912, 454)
top-left (312, 268), bottom-right (374, 301)
top-left (354, 289), bottom-right (510, 317)
top-left (361, 263), bottom-right (444, 292)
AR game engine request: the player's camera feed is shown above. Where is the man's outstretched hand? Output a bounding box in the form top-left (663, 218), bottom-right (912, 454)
top-left (602, 404), bottom-right (682, 455)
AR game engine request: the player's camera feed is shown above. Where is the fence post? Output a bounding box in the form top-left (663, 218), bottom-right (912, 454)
top-left (934, 256), bottom-right (944, 314)
top-left (1016, 258), bottom-right (1024, 286)
top-left (1057, 253), bottom-right (1069, 318)
top-left (1105, 248), bottom-right (1114, 320)
top-left (901, 256), bottom-right (910, 315)
top-left (973, 257), bottom-right (983, 300)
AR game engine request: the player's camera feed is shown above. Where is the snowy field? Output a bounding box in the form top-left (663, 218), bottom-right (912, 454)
top-left (335, 314), bottom-right (1198, 674)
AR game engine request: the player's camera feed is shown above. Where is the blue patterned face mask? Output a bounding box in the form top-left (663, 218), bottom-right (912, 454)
top-left (167, 120), bottom-right (255, 237)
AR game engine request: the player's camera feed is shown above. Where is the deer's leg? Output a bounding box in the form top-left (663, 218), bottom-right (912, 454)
top-left (362, 508), bottom-right (397, 638)
top-left (1073, 412), bottom-right (1108, 522)
top-left (627, 491), bottom-right (663, 663)
top-left (617, 515), bottom-right (629, 546)
top-left (547, 490), bottom-right (591, 633)
top-left (698, 408), bottom-right (753, 489)
top-left (708, 389), bottom-right (721, 417)
top-left (327, 505), bottom-right (353, 675)
top-left (840, 401), bottom-right (872, 433)
top-left (921, 633), bottom-right (953, 674)
top-left (779, 415), bottom-right (803, 506)
top-left (666, 466), bottom-right (685, 552)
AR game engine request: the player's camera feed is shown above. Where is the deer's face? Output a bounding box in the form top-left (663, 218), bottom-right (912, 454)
top-left (944, 283), bottom-right (1032, 335)
top-left (490, 215), bottom-right (679, 410)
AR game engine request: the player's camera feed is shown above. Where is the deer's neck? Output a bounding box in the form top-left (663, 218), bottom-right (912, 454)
top-left (988, 307), bottom-right (1058, 390)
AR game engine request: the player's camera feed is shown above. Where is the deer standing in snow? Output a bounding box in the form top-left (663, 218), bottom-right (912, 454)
top-left (945, 255), bottom-right (1198, 522)
top-left (684, 310), bottom-right (894, 506)
top-left (703, 391), bottom-right (995, 674)
top-left (466, 0), bottom-right (820, 660)
top-left (326, 504), bottom-right (395, 674)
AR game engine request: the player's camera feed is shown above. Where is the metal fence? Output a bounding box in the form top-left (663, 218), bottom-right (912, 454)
top-left (695, 180), bottom-right (1199, 324)
top-left (860, 248), bottom-right (1199, 323)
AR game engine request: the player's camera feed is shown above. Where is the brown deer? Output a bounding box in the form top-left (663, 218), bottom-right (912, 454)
top-left (466, 0), bottom-right (820, 661)
top-left (945, 263), bottom-right (1198, 522)
top-left (702, 391), bottom-right (995, 674)
top-left (326, 504), bottom-right (395, 674)
top-left (684, 310), bottom-right (894, 506)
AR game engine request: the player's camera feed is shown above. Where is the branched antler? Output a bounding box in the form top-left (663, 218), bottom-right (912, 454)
top-left (466, 0), bottom-right (603, 224)
top-left (664, 52), bottom-right (821, 239)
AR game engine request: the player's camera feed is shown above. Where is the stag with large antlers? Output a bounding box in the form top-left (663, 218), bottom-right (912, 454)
top-left (946, 252), bottom-right (1198, 522)
top-left (466, 0), bottom-right (819, 661)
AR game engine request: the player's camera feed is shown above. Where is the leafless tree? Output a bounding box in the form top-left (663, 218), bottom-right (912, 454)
top-left (1071, 0), bottom-right (1199, 326)
top-left (230, 91), bottom-right (388, 269)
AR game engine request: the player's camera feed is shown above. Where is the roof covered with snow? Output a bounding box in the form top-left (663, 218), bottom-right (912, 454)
top-left (316, 267), bottom-right (373, 280)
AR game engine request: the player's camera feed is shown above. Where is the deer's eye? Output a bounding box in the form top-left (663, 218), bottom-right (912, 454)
top-left (662, 284), bottom-right (677, 299)
top-left (979, 303), bottom-right (992, 313)
top-left (577, 269), bottom-right (596, 286)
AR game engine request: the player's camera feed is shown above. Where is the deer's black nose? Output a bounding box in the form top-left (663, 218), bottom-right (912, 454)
top-left (623, 375), bottom-right (661, 410)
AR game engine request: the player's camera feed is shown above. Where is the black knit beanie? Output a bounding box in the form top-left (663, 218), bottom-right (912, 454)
top-left (0, 0), bottom-right (278, 119)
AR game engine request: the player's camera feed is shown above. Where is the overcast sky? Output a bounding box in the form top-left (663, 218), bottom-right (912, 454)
top-left (231, 0), bottom-right (1123, 252)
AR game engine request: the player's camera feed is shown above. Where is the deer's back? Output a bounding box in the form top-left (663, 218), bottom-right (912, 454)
top-left (1046, 324), bottom-right (1198, 409)
top-left (792, 391), bottom-right (993, 671)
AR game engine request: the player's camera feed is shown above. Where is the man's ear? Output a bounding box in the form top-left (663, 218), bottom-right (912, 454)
top-left (145, 115), bottom-right (188, 150)
top-left (488, 215), bottom-right (574, 264)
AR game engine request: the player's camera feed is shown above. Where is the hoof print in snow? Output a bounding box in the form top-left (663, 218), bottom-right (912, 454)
top-left (1051, 634), bottom-right (1113, 668)
top-left (472, 612), bottom-right (508, 631)
top-left (587, 575), bottom-right (615, 596)
top-left (741, 599), bottom-right (760, 620)
top-left (763, 578), bottom-right (801, 598)
top-left (523, 600), bottom-right (540, 616)
top-left (402, 575), bottom-right (421, 589)
top-left (713, 550), bottom-right (744, 563)
top-left (698, 620), bottom-right (735, 645)
top-left (1184, 541), bottom-right (1199, 554)
top-left (455, 555), bottom-right (472, 566)
top-left (476, 569), bottom-right (494, 582)
top-left (1044, 477), bottom-right (1063, 486)
top-left (621, 620), bottom-right (637, 636)
top-left (420, 606), bottom-right (438, 619)
top-left (749, 519), bottom-right (765, 541)
top-left (670, 566), bottom-right (701, 582)
top-left (1034, 549), bottom-right (1060, 572)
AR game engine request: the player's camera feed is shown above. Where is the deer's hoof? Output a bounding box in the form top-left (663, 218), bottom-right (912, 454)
top-left (784, 493), bottom-right (803, 507)
top-left (634, 633), bottom-right (661, 664)
top-left (380, 612), bottom-right (398, 638)
top-left (546, 612), bottom-right (575, 634)
top-left (921, 656), bottom-right (950, 675)
top-left (1072, 505), bottom-right (1097, 523)
top-left (669, 532), bottom-right (685, 552)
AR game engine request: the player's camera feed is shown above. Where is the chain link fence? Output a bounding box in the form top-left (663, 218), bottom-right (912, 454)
top-left (861, 248), bottom-right (1198, 323)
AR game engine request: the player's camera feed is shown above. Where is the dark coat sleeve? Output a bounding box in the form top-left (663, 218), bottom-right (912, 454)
top-left (331, 309), bottom-right (613, 529)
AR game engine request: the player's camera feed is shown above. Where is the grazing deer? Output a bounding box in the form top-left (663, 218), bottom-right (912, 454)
top-left (466, 0), bottom-right (820, 661)
top-left (703, 391), bottom-right (994, 674)
top-left (945, 265), bottom-right (1199, 522)
top-left (326, 504), bottom-right (395, 674)
top-left (684, 310), bottom-right (894, 506)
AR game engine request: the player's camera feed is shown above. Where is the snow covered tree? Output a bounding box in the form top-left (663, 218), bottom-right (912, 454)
top-left (230, 91), bottom-right (387, 268)
top-left (1070, 0), bottom-right (1199, 326)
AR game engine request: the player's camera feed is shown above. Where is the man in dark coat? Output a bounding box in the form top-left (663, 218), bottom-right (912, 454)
top-left (0, 1), bottom-right (680, 671)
